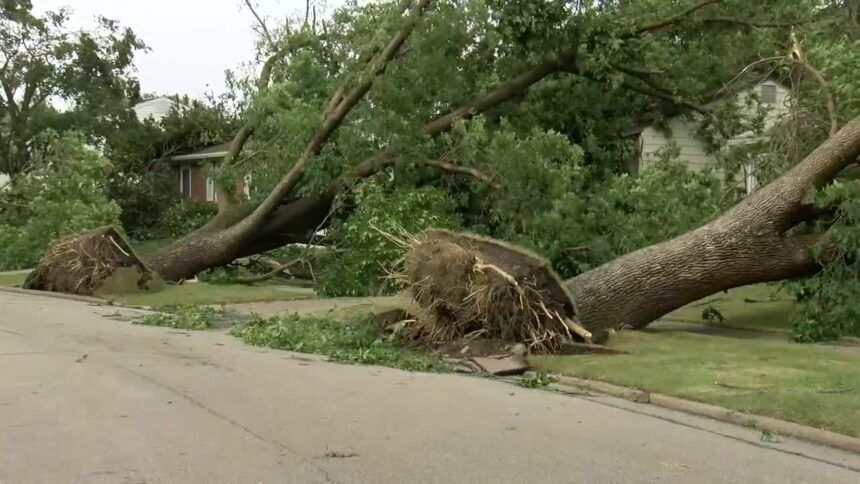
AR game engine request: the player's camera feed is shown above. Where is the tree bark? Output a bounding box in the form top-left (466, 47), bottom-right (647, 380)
top-left (565, 223), bottom-right (820, 336)
top-left (147, 193), bottom-right (333, 281)
top-left (566, 117), bottom-right (860, 334)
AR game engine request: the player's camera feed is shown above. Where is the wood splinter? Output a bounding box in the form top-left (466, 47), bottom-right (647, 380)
top-left (564, 318), bottom-right (593, 343)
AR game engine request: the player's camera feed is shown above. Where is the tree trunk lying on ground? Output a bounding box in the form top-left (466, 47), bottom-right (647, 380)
top-left (565, 117), bottom-right (860, 335)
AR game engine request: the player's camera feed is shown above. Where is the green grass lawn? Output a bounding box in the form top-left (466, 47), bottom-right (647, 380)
top-left (0, 270), bottom-right (28, 287)
top-left (132, 238), bottom-right (175, 260)
top-left (101, 282), bottom-right (315, 307)
top-left (535, 330), bottom-right (860, 436)
top-left (665, 284), bottom-right (796, 332)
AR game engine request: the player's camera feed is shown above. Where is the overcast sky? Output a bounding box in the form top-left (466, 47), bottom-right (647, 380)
top-left (33, 0), bottom-right (344, 99)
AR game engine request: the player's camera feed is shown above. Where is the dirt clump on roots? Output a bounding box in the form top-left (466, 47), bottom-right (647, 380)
top-left (24, 226), bottom-right (154, 296)
top-left (401, 229), bottom-right (593, 353)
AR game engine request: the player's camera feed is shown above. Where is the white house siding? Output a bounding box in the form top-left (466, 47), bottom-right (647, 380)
top-left (637, 81), bottom-right (791, 186)
top-left (132, 97), bottom-right (176, 123)
top-left (640, 115), bottom-right (713, 171)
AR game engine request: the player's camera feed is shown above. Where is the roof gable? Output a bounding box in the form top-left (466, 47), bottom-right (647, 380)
top-left (133, 97), bottom-right (178, 123)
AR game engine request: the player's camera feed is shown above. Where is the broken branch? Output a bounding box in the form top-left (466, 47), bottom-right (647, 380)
top-left (563, 318), bottom-right (593, 342)
top-left (244, 0), bottom-right (275, 49)
top-left (788, 34), bottom-right (838, 137)
top-left (700, 17), bottom-right (812, 28)
top-left (235, 0), bottom-right (433, 236)
top-left (236, 258), bottom-right (302, 284)
top-left (420, 159), bottom-right (501, 189)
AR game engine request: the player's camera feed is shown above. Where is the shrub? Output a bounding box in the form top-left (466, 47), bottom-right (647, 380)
top-left (433, 120), bottom-right (722, 279)
top-left (159, 200), bottom-right (218, 237)
top-left (315, 184), bottom-right (460, 297)
top-left (0, 132), bottom-right (122, 270)
top-left (791, 181), bottom-right (860, 342)
top-left (523, 160), bottom-right (722, 278)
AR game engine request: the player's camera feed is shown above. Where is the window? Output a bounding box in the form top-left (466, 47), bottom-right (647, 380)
top-left (744, 161), bottom-right (758, 195)
top-left (180, 168), bottom-right (191, 198)
top-left (760, 84), bottom-right (777, 104)
top-left (206, 176), bottom-right (218, 202)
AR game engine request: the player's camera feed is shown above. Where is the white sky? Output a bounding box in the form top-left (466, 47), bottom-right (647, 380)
top-left (33, 0), bottom-right (344, 99)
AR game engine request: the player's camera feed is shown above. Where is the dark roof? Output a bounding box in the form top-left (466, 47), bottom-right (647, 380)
top-left (171, 142), bottom-right (232, 163)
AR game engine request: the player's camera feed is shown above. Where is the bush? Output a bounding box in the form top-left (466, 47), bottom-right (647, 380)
top-left (0, 132), bottom-right (122, 270)
top-left (791, 181), bottom-right (860, 342)
top-left (159, 200), bottom-right (218, 237)
top-left (430, 120), bottom-right (722, 279)
top-left (522, 160), bottom-right (722, 278)
top-left (315, 184), bottom-right (460, 297)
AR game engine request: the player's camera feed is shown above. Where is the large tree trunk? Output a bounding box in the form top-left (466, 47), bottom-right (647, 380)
top-left (567, 117), bottom-right (860, 334)
top-left (565, 221), bottom-right (819, 334)
top-left (147, 194), bottom-right (334, 281)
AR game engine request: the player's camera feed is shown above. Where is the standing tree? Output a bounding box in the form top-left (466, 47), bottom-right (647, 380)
top-left (0, 0), bottom-right (144, 176)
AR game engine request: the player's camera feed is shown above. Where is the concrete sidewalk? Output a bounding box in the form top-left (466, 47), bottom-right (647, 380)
top-left (1, 291), bottom-right (858, 483)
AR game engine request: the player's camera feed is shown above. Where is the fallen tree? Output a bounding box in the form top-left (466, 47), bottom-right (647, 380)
top-left (147, 0), bottom-right (793, 282)
top-left (142, 1), bottom-right (860, 334)
top-left (31, 1), bottom-right (859, 337)
top-left (394, 119), bottom-right (859, 343)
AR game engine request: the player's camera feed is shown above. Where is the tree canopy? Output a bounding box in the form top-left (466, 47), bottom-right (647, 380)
top-left (0, 0), bottom-right (145, 175)
top-left (216, 0), bottom-right (840, 272)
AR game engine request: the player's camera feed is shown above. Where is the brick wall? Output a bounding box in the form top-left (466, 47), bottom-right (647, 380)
top-left (177, 164), bottom-right (247, 203)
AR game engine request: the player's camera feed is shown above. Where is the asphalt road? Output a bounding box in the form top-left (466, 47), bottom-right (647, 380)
top-left (1, 290), bottom-right (859, 483)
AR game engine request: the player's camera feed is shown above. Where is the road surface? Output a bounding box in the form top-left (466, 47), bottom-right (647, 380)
top-left (1, 290), bottom-right (859, 483)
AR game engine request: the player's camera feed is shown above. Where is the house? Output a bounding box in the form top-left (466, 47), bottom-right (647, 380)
top-left (132, 98), bottom-right (248, 203)
top-left (625, 78), bottom-right (791, 194)
top-left (132, 96), bottom-right (177, 123)
top-left (171, 142), bottom-right (248, 203)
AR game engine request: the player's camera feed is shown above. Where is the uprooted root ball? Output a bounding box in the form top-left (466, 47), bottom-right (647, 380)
top-left (402, 229), bottom-right (591, 352)
top-left (23, 226), bottom-right (154, 296)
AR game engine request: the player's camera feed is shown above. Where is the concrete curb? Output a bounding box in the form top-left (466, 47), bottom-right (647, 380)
top-left (0, 286), bottom-right (109, 305)
top-left (554, 375), bottom-right (860, 454)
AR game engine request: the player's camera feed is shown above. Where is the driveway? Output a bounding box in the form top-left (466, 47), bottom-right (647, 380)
top-left (1, 290), bottom-right (859, 483)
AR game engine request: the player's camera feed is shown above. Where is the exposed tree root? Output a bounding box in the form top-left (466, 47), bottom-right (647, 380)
top-left (400, 229), bottom-right (589, 352)
top-left (24, 226), bottom-right (154, 296)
